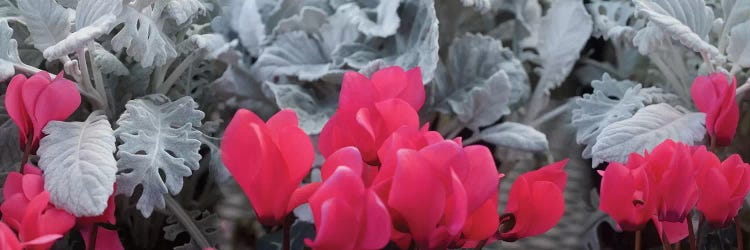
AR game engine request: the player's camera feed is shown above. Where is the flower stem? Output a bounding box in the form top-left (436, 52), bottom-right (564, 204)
top-left (164, 195), bottom-right (211, 249)
top-left (635, 230), bottom-right (642, 250)
top-left (88, 224), bottom-right (99, 250)
top-left (709, 136), bottom-right (717, 152)
top-left (687, 213), bottom-right (696, 250)
top-left (282, 215), bottom-right (292, 250)
top-left (737, 219), bottom-right (744, 250)
top-left (19, 134), bottom-right (32, 172)
top-left (157, 51), bottom-right (201, 94)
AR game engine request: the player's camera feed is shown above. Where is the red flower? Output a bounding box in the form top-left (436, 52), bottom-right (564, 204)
top-left (455, 146), bottom-right (502, 241)
top-left (653, 216), bottom-right (688, 244)
top-left (305, 166), bottom-right (391, 250)
top-left (1, 164), bottom-right (75, 240)
top-left (691, 73), bottom-right (739, 146)
top-left (318, 66), bottom-right (424, 163)
top-left (499, 160), bottom-right (568, 241)
top-left (5, 71), bottom-right (81, 152)
top-left (599, 153), bottom-right (657, 231)
top-left (78, 185), bottom-right (122, 250)
top-left (694, 147), bottom-right (750, 228)
top-left (221, 109), bottom-right (315, 225)
top-left (387, 141), bottom-right (469, 249)
top-left (645, 140), bottom-right (698, 222)
top-left (3, 192), bottom-right (73, 250)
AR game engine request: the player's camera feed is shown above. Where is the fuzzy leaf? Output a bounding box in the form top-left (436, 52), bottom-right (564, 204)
top-left (164, 210), bottom-right (220, 249)
top-left (37, 113), bottom-right (117, 217)
top-left (481, 122), bottom-right (549, 152)
top-left (0, 20), bottom-right (21, 82)
top-left (572, 73), bottom-right (676, 159)
top-left (164, 0), bottom-right (208, 25)
top-left (345, 0), bottom-right (400, 37)
top-left (433, 34), bottom-right (525, 130)
top-left (18, 0), bottom-right (73, 52)
top-left (721, 0), bottom-right (750, 36)
top-left (536, 0), bottom-right (593, 92)
top-left (359, 0), bottom-right (439, 83)
top-left (252, 31), bottom-right (332, 81)
top-left (263, 81), bottom-right (336, 135)
top-left (586, 0), bottom-right (640, 42)
top-left (591, 103), bottom-right (705, 166)
top-left (43, 0), bottom-right (122, 59)
top-left (633, 0), bottom-right (718, 56)
top-left (182, 34), bottom-right (241, 63)
top-left (111, 5), bottom-right (178, 67)
top-left (229, 0), bottom-right (265, 56)
top-left (91, 44), bottom-right (129, 76)
top-left (728, 21), bottom-right (750, 67)
top-left (115, 95), bottom-right (205, 217)
top-left (0, 0), bottom-right (19, 21)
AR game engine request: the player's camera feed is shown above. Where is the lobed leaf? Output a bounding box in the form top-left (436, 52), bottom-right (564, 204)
top-left (18, 0), bottom-right (73, 52)
top-left (633, 0), bottom-right (718, 56)
top-left (115, 95), bottom-right (205, 217)
top-left (591, 103), bottom-right (705, 166)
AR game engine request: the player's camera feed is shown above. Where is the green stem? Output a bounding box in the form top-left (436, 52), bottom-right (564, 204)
top-left (19, 133), bottom-right (31, 172)
top-left (662, 230), bottom-right (672, 250)
top-left (164, 195), bottom-right (211, 249)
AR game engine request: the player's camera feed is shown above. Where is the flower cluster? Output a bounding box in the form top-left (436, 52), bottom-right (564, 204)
top-left (0, 71), bottom-right (121, 250)
top-left (221, 66), bottom-right (569, 249)
top-left (599, 139), bottom-right (750, 244)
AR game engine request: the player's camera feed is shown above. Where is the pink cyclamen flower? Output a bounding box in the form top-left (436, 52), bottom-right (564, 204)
top-left (16, 192), bottom-right (72, 250)
top-left (691, 73), bottom-right (739, 146)
top-left (599, 153), bottom-right (657, 231)
top-left (1, 164), bottom-right (75, 240)
top-left (221, 109), bottom-right (315, 225)
top-left (645, 140), bottom-right (698, 223)
top-left (500, 159), bottom-right (568, 241)
top-left (694, 147), bottom-right (750, 228)
top-left (387, 141), bottom-right (469, 249)
top-left (78, 185), bottom-right (122, 250)
top-left (5, 71), bottom-right (81, 152)
top-left (318, 66), bottom-right (424, 163)
top-left (305, 162), bottom-right (391, 250)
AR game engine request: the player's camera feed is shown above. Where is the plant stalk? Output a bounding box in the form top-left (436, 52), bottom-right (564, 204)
top-left (474, 239), bottom-right (487, 250)
top-left (282, 215), bottom-right (292, 250)
top-left (164, 195), bottom-right (211, 249)
top-left (687, 213), bottom-right (696, 250)
top-left (88, 224), bottom-right (99, 250)
top-left (19, 134), bottom-right (32, 172)
top-left (635, 230), bottom-right (642, 250)
top-left (738, 219), bottom-right (744, 250)
top-left (158, 52), bottom-right (202, 94)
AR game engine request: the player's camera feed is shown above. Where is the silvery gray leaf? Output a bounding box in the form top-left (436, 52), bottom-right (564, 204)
top-left (111, 5), bottom-right (179, 67)
top-left (727, 21), bottom-right (750, 67)
top-left (252, 31), bottom-right (332, 81)
top-left (164, 0), bottom-right (208, 25)
top-left (0, 20), bottom-right (21, 82)
top-left (360, 0), bottom-right (439, 83)
top-left (342, 0), bottom-right (400, 37)
top-left (431, 34), bottom-right (525, 131)
top-left (571, 74), bottom-right (675, 160)
top-left (481, 122), bottom-right (549, 152)
top-left (115, 95), bottom-right (205, 217)
top-left (586, 0), bottom-right (641, 42)
top-left (38, 113), bottom-right (117, 217)
top-left (0, 0), bottom-right (20, 21)
top-left (164, 210), bottom-right (221, 249)
top-left (91, 44), bottom-right (129, 76)
top-left (272, 6), bottom-right (327, 36)
top-left (719, 0), bottom-right (750, 51)
top-left (18, 0), bottom-right (73, 52)
top-left (230, 0), bottom-right (265, 56)
top-left (44, 0), bottom-right (122, 59)
top-left (536, 0), bottom-right (593, 93)
top-left (591, 103), bottom-right (705, 166)
top-left (633, 0), bottom-right (718, 57)
top-left (263, 81), bottom-right (336, 135)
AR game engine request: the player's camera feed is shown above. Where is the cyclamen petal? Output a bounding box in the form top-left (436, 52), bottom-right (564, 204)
top-left (599, 161), bottom-right (656, 231)
top-left (646, 140), bottom-right (698, 222)
top-left (696, 150), bottom-right (750, 228)
top-left (501, 160), bottom-right (568, 241)
top-left (691, 73), bottom-right (739, 146)
top-left (306, 167), bottom-right (390, 250)
top-left (5, 71), bottom-right (80, 152)
top-left (221, 109), bottom-right (314, 226)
